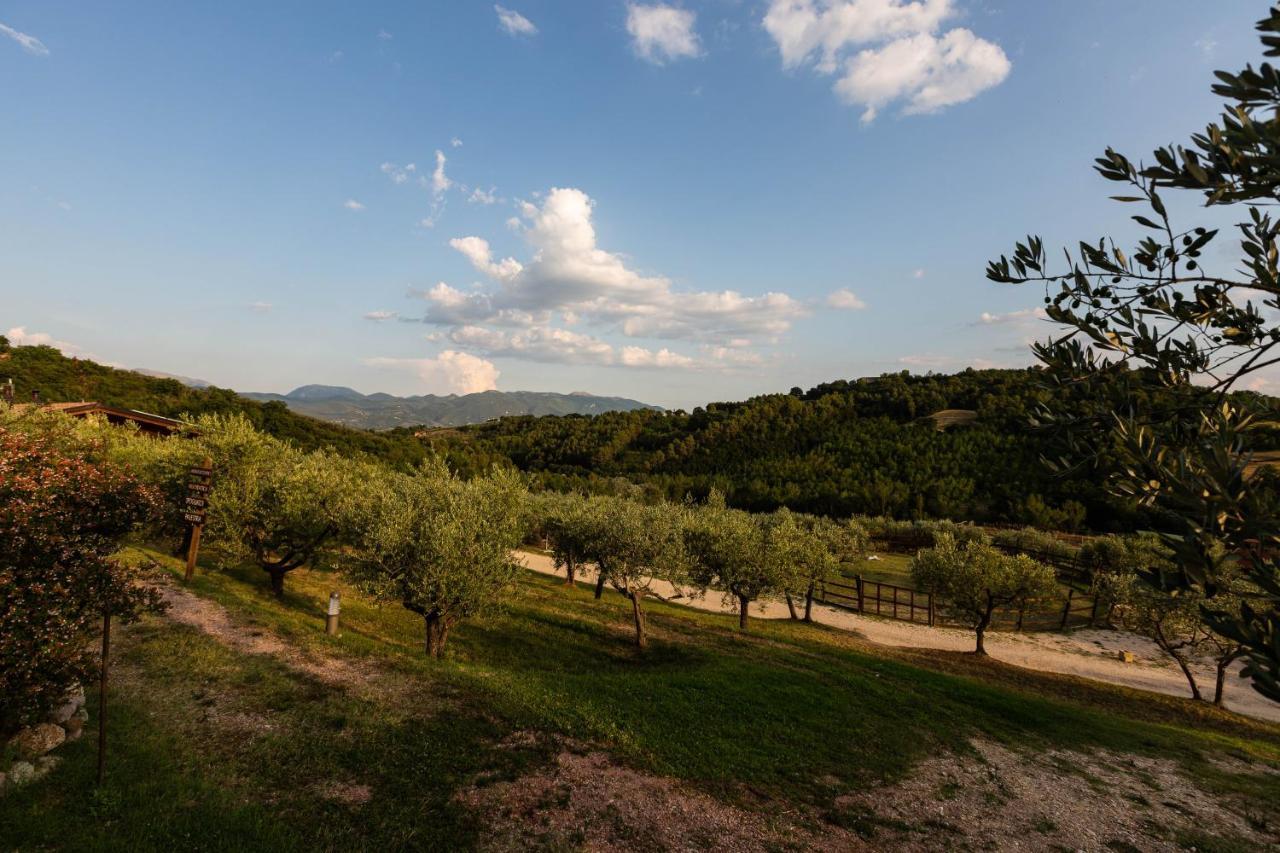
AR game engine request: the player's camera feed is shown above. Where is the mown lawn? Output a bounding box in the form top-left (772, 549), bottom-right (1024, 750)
top-left (2, 543), bottom-right (1278, 851)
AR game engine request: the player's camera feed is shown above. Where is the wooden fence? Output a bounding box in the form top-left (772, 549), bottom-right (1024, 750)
top-left (815, 577), bottom-right (935, 626)
top-left (814, 575), bottom-right (1102, 632)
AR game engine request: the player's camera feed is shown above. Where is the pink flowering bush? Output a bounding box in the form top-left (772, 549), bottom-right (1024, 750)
top-left (0, 428), bottom-right (164, 735)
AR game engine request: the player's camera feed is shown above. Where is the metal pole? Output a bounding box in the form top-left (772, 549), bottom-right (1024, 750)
top-left (325, 591), bottom-right (341, 635)
top-left (96, 611), bottom-right (111, 787)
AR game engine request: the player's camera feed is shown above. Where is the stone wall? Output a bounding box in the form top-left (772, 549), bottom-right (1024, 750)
top-left (1, 685), bottom-right (88, 793)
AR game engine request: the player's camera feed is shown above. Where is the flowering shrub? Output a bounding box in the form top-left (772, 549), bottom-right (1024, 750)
top-left (0, 428), bottom-right (163, 734)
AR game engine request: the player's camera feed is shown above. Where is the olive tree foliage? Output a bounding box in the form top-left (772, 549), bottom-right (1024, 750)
top-left (539, 492), bottom-right (601, 587)
top-left (350, 462), bottom-right (526, 658)
top-left (986, 6), bottom-right (1280, 701)
top-left (911, 534), bottom-right (1057, 655)
top-left (790, 515), bottom-right (868, 622)
top-left (105, 413), bottom-right (366, 597)
top-left (1098, 566), bottom-right (1247, 706)
top-left (575, 497), bottom-right (688, 649)
top-left (684, 494), bottom-right (807, 631)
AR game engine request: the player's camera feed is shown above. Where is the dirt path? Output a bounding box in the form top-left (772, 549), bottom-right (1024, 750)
top-left (155, 580), bottom-right (379, 692)
top-left (517, 551), bottom-right (1280, 723)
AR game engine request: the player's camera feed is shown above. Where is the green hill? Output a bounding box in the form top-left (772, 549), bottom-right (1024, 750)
top-left (0, 340), bottom-right (428, 468)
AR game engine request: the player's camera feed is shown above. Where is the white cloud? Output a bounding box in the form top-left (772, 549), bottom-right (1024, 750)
top-left (451, 137), bottom-right (464, 148)
top-left (469, 187), bottom-right (500, 205)
top-left (249, 301), bottom-right (273, 313)
top-left (495, 5), bottom-right (538, 37)
top-left (344, 199), bottom-right (366, 211)
top-left (431, 150), bottom-right (452, 195)
top-left (364, 310), bottom-right (399, 321)
top-left (0, 22), bottom-right (49, 56)
top-left (448, 237), bottom-right (523, 281)
top-left (836, 28), bottom-right (1011, 122)
top-left (6, 326), bottom-right (80, 354)
top-left (440, 187), bottom-right (808, 349)
top-left (381, 162), bottom-right (417, 184)
top-left (619, 345), bottom-right (696, 368)
top-left (762, 0), bottom-right (1009, 122)
top-left (627, 4), bottom-right (702, 64)
top-left (377, 29), bottom-right (393, 41)
top-left (913, 268), bottom-right (926, 278)
top-left (364, 351), bottom-right (500, 394)
top-left (975, 307), bottom-right (1047, 326)
top-left (826, 288), bottom-right (867, 310)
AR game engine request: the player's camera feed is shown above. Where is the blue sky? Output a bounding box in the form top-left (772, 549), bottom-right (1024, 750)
top-left (0, 1), bottom-right (1266, 409)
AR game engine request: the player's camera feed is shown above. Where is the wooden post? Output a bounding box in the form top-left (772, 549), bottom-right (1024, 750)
top-left (96, 611), bottom-right (111, 787)
top-left (855, 575), bottom-right (864, 613)
top-left (325, 591), bottom-right (340, 635)
top-left (1088, 594), bottom-right (1101, 627)
top-left (1060, 588), bottom-right (1074, 630)
top-left (927, 592), bottom-right (935, 627)
top-left (184, 457), bottom-right (212, 582)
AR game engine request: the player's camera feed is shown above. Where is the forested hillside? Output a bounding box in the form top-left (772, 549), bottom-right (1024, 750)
top-left (0, 340), bottom-right (429, 467)
top-left (7, 337), bottom-right (1277, 532)
top-left (417, 369), bottom-right (1280, 532)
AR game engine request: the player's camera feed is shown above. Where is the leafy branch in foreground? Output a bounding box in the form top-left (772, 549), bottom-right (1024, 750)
top-left (987, 4), bottom-right (1280, 701)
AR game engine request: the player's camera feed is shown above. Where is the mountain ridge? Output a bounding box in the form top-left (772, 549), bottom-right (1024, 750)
top-left (243, 386), bottom-right (661, 430)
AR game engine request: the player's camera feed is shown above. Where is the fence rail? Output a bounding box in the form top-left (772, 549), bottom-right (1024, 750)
top-left (815, 577), bottom-right (935, 626)
top-left (815, 574), bottom-right (1102, 632)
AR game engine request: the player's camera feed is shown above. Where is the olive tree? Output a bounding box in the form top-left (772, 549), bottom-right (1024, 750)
top-left (986, 5), bottom-right (1280, 700)
top-left (912, 534), bottom-right (1057, 655)
top-left (541, 492), bottom-right (600, 588)
top-left (685, 498), bottom-right (806, 632)
top-left (577, 497), bottom-right (687, 648)
top-left (1099, 567), bottom-right (1247, 705)
top-left (351, 463), bottom-right (526, 658)
top-left (791, 515), bottom-right (867, 622)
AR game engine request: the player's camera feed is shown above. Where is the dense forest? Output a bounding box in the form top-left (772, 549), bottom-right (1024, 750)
top-left (414, 369), bottom-right (1280, 532)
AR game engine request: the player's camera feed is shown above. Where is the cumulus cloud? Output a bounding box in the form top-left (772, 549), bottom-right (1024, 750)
top-left (431, 150), bottom-right (452, 195)
top-left (343, 199), bottom-right (365, 211)
top-left (762, 0), bottom-right (1009, 122)
top-left (443, 324), bottom-right (750, 371)
top-left (364, 351), bottom-right (499, 394)
top-left (469, 187), bottom-right (500, 205)
top-left (826, 288), bottom-right (867, 309)
top-left (451, 137), bottom-right (464, 148)
top-left (440, 187), bottom-right (807, 348)
top-left (627, 4), bottom-right (702, 64)
top-left (0, 21), bottom-right (49, 56)
top-left (495, 5), bottom-right (538, 37)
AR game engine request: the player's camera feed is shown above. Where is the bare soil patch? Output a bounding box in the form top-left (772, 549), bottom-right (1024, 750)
top-left (835, 739), bottom-right (1279, 852)
top-left (458, 735), bottom-right (1279, 852)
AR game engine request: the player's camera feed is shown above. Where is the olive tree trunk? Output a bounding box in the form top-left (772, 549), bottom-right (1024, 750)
top-left (738, 594), bottom-right (750, 631)
top-left (629, 592), bottom-right (647, 649)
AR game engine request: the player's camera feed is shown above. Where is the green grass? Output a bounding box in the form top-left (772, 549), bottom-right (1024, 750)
top-left (2, 543), bottom-right (1278, 851)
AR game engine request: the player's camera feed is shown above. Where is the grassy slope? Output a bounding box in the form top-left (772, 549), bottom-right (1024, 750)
top-left (2, 545), bottom-right (1278, 850)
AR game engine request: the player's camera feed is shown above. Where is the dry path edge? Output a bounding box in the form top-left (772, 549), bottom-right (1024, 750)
top-left (515, 550), bottom-right (1280, 724)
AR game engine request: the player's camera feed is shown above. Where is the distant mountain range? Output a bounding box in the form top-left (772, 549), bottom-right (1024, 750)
top-left (242, 385), bottom-right (660, 430)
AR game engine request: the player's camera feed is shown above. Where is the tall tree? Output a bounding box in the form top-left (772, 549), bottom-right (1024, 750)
top-left (987, 5), bottom-right (1280, 701)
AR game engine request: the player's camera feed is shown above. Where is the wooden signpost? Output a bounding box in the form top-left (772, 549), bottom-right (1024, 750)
top-left (184, 457), bottom-right (213, 582)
